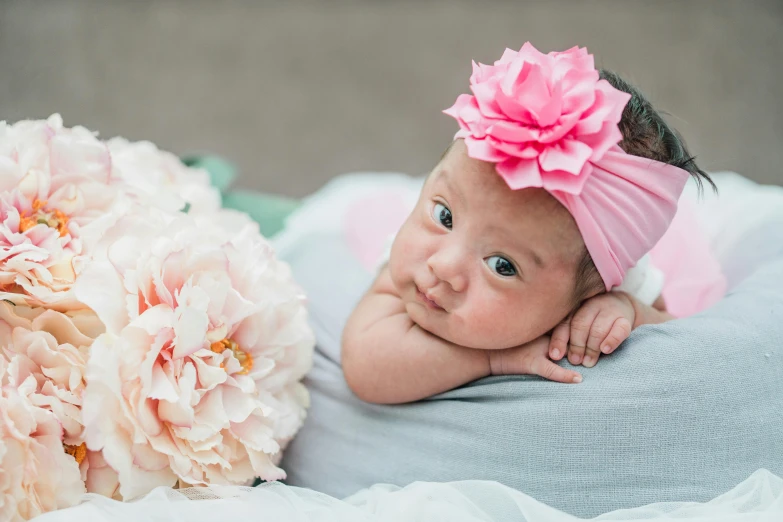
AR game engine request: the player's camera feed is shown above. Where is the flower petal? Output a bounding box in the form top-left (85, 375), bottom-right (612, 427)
top-left (172, 305), bottom-right (208, 359)
top-left (539, 138), bottom-right (593, 176)
top-left (496, 157), bottom-right (543, 190)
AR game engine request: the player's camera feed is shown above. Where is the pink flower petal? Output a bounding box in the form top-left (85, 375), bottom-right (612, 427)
top-left (535, 81), bottom-right (563, 128)
top-left (462, 137), bottom-right (507, 163)
top-left (443, 42), bottom-right (633, 197)
top-left (246, 449), bottom-right (286, 482)
top-left (496, 47), bottom-right (520, 65)
top-left (73, 261), bottom-right (129, 334)
top-left (172, 305), bottom-right (208, 359)
top-left (496, 157), bottom-right (543, 190)
top-left (149, 363), bottom-right (178, 401)
top-left (471, 81), bottom-right (504, 120)
top-left (194, 388), bottom-right (229, 431)
top-left (538, 112), bottom-right (581, 144)
top-left (582, 121), bottom-right (625, 162)
top-left (85, 451), bottom-right (120, 496)
top-left (191, 354), bottom-right (228, 391)
top-left (560, 68), bottom-right (599, 114)
top-left (221, 385), bottom-right (260, 424)
top-left (492, 139), bottom-right (540, 159)
top-left (485, 120), bottom-right (540, 144)
top-left (496, 63), bottom-right (546, 123)
top-left (539, 138), bottom-right (593, 175)
top-left (442, 94), bottom-right (474, 120)
top-left (131, 441), bottom-right (170, 471)
top-left (137, 397), bottom-right (164, 436)
top-left (516, 42), bottom-right (549, 66)
top-left (230, 414), bottom-right (279, 454)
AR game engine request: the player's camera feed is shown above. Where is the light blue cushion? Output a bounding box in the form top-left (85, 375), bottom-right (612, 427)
top-left (277, 219), bottom-right (783, 517)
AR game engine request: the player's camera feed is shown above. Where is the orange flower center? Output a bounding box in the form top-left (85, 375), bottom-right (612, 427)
top-left (19, 199), bottom-right (70, 237)
top-left (210, 338), bottom-right (253, 375)
top-left (64, 442), bottom-right (87, 465)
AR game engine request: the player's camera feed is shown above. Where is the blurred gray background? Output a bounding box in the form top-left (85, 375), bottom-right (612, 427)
top-left (1, 0), bottom-right (781, 197)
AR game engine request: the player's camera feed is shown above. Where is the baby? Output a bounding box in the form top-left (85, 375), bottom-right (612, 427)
top-left (342, 44), bottom-right (714, 404)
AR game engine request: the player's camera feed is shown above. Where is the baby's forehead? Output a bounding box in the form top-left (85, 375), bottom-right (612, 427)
top-left (429, 155), bottom-right (584, 260)
top-left (430, 161), bottom-right (564, 221)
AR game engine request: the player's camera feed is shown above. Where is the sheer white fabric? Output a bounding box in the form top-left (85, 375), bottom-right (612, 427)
top-left (33, 469), bottom-right (783, 522)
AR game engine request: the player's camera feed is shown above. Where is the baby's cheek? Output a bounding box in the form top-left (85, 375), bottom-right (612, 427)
top-left (388, 235), bottom-right (410, 282)
top-left (466, 294), bottom-right (538, 348)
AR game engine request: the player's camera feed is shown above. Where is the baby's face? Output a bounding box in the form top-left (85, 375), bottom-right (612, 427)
top-left (389, 140), bottom-right (586, 350)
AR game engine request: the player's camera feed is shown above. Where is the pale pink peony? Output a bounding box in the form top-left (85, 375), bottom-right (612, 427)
top-left (107, 137), bottom-right (221, 215)
top-left (0, 303), bottom-right (102, 443)
top-left (0, 115), bottom-right (121, 310)
top-left (75, 211), bottom-right (314, 500)
top-left (0, 303), bottom-right (114, 496)
top-left (443, 43), bottom-right (631, 195)
top-left (0, 357), bottom-right (85, 521)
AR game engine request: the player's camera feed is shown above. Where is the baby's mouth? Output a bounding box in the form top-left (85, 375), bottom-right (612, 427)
top-left (416, 286), bottom-right (445, 311)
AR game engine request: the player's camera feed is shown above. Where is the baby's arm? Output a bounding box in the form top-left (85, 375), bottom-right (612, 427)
top-left (548, 292), bottom-right (673, 368)
top-left (343, 267), bottom-right (580, 404)
top-left (342, 266), bottom-right (491, 404)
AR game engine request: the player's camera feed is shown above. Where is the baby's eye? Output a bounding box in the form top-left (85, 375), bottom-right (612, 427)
top-left (486, 255), bottom-right (517, 277)
top-left (432, 202), bottom-right (452, 230)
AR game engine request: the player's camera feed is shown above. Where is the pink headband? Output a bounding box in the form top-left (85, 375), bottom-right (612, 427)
top-left (444, 43), bottom-right (689, 290)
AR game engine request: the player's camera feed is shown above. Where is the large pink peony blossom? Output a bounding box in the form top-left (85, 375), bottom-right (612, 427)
top-left (75, 211), bottom-right (314, 500)
top-left (0, 357), bottom-right (84, 521)
top-left (0, 115), bottom-right (120, 310)
top-left (0, 115), bottom-right (314, 510)
top-left (443, 43), bottom-right (631, 195)
top-left (0, 115), bottom-right (223, 311)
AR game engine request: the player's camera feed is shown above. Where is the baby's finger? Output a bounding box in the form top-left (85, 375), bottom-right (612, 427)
top-left (549, 317), bottom-right (571, 361)
top-left (600, 318), bottom-right (632, 355)
top-left (583, 313), bottom-right (616, 368)
top-left (568, 305), bottom-right (600, 366)
top-left (530, 357), bottom-right (583, 384)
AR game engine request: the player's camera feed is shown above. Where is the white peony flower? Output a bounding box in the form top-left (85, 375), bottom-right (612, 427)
top-left (0, 115), bottom-right (121, 310)
top-left (0, 303), bottom-right (101, 443)
top-left (0, 357), bottom-right (84, 521)
top-left (0, 302), bottom-right (115, 496)
top-left (75, 211), bottom-right (313, 500)
top-left (107, 137), bottom-right (221, 215)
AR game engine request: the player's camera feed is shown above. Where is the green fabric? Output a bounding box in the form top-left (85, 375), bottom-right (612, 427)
top-left (181, 154), bottom-right (237, 194)
top-left (181, 154), bottom-right (300, 238)
top-left (222, 190), bottom-right (300, 238)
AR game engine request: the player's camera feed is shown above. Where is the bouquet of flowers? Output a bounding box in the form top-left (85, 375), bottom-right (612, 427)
top-left (0, 115), bottom-right (314, 521)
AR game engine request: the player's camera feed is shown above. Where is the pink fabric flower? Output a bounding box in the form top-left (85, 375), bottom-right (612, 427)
top-left (0, 357), bottom-right (85, 521)
top-left (443, 43), bottom-right (631, 195)
top-left (75, 211), bottom-right (314, 500)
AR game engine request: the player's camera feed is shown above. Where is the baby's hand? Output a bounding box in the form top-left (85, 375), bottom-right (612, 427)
top-left (548, 292), bottom-right (636, 368)
top-left (489, 336), bottom-right (583, 384)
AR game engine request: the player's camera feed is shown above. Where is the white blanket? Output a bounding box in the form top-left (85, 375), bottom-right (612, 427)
top-left (33, 469), bottom-right (783, 521)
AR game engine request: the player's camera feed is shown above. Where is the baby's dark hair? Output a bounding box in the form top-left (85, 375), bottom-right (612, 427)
top-left (572, 70), bottom-right (715, 304)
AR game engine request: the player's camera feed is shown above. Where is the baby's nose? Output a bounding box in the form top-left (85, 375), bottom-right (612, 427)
top-left (427, 248), bottom-right (468, 293)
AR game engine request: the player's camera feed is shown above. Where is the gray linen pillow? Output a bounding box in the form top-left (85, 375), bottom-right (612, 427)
top-left (276, 204), bottom-right (783, 519)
